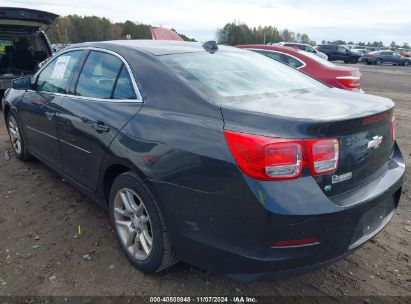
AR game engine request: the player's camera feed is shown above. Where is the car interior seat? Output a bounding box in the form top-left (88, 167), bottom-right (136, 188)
top-left (10, 38), bottom-right (34, 72)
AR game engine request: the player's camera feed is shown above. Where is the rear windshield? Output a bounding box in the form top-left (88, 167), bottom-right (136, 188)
top-left (162, 51), bottom-right (325, 103)
top-left (299, 51), bottom-right (337, 68)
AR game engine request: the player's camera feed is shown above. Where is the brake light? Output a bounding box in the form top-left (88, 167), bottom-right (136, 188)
top-left (367, 54), bottom-right (374, 58)
top-left (305, 139), bottom-right (339, 175)
top-left (391, 115), bottom-right (396, 144)
top-left (223, 131), bottom-right (304, 180)
top-left (224, 130), bottom-right (339, 180)
top-left (336, 76), bottom-right (361, 91)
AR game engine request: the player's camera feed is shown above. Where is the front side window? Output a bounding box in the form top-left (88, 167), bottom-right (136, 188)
top-left (76, 51), bottom-right (123, 99)
top-left (338, 46), bottom-right (348, 53)
top-left (36, 50), bottom-right (83, 93)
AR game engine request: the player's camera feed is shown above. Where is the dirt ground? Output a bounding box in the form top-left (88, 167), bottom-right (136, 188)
top-left (0, 64), bottom-right (410, 299)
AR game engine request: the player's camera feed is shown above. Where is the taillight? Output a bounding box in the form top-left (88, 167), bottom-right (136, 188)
top-left (305, 139), bottom-right (339, 175)
top-left (367, 54), bottom-right (374, 58)
top-left (223, 131), bottom-right (304, 180)
top-left (336, 76), bottom-right (361, 91)
top-left (224, 130), bottom-right (339, 180)
top-left (391, 115), bottom-right (396, 144)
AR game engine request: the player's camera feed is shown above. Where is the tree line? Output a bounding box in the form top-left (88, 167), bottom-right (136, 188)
top-left (216, 21), bottom-right (312, 46)
top-left (46, 16), bottom-right (410, 50)
top-left (46, 15), bottom-right (195, 44)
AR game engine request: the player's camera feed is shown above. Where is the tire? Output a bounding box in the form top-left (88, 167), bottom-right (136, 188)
top-left (109, 172), bottom-right (176, 273)
top-left (351, 58), bottom-right (359, 64)
top-left (343, 60), bottom-right (350, 63)
top-left (6, 112), bottom-right (31, 161)
top-left (375, 59), bottom-right (383, 65)
top-left (366, 61), bottom-right (372, 65)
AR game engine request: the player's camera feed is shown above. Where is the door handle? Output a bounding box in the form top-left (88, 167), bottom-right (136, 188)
top-left (92, 122), bottom-right (110, 133)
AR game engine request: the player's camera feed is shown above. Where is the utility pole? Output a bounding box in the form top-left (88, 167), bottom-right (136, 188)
top-left (56, 23), bottom-right (63, 43)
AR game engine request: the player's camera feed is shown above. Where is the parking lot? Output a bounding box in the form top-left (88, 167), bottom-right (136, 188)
top-left (0, 64), bottom-right (410, 299)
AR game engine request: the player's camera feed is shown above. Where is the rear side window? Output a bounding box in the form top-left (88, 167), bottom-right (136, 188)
top-left (283, 54), bottom-right (304, 68)
top-left (113, 65), bottom-right (137, 100)
top-left (76, 51), bottom-right (122, 99)
top-left (36, 50), bottom-right (83, 93)
top-left (304, 46), bottom-right (316, 53)
top-left (251, 49), bottom-right (284, 63)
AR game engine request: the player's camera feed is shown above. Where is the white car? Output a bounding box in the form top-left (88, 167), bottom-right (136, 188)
top-left (279, 42), bottom-right (328, 60)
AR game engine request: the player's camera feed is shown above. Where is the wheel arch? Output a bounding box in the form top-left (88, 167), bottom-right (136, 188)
top-left (3, 103), bottom-right (10, 122)
top-left (100, 158), bottom-right (150, 207)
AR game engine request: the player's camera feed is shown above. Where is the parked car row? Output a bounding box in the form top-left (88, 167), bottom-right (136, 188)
top-left (236, 44), bottom-right (362, 91)
top-left (315, 44), bottom-right (410, 66)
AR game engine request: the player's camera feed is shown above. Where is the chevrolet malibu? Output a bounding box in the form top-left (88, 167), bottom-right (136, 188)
top-left (3, 40), bottom-right (405, 281)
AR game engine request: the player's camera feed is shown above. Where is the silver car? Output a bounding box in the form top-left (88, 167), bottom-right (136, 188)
top-left (279, 42), bottom-right (328, 60)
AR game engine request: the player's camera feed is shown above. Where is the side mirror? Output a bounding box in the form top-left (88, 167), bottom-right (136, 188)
top-left (12, 77), bottom-right (32, 90)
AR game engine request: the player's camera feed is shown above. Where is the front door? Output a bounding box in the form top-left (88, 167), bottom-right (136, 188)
top-left (19, 50), bottom-right (83, 169)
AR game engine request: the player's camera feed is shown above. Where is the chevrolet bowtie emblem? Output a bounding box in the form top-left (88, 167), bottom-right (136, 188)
top-left (367, 135), bottom-right (383, 150)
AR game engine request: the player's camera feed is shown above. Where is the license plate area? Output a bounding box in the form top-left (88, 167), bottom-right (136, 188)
top-left (349, 193), bottom-right (396, 248)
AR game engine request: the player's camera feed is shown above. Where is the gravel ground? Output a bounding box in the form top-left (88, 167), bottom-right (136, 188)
top-left (0, 64), bottom-right (410, 299)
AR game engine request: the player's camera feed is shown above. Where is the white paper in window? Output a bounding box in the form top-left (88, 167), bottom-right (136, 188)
top-left (51, 56), bottom-right (70, 80)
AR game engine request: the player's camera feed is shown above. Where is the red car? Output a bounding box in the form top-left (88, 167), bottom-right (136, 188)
top-left (236, 44), bottom-right (362, 92)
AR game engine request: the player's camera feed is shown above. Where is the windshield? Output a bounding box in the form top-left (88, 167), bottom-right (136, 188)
top-left (162, 51), bottom-right (325, 102)
top-left (300, 51), bottom-right (337, 68)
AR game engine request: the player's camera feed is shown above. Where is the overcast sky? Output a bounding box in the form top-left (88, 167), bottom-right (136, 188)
top-left (4, 0), bottom-right (411, 45)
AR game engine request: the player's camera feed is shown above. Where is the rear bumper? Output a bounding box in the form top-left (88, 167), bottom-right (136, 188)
top-left (150, 143), bottom-right (405, 280)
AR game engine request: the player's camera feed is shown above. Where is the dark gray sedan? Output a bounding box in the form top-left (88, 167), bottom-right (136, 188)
top-left (2, 40), bottom-right (405, 281)
top-left (365, 50), bottom-right (411, 65)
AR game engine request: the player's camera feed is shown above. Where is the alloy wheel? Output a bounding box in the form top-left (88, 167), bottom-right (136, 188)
top-left (8, 115), bottom-right (22, 155)
top-left (113, 188), bottom-right (153, 261)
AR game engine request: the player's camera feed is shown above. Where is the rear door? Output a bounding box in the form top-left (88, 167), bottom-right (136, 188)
top-left (382, 51), bottom-right (393, 63)
top-left (58, 49), bottom-right (142, 191)
top-left (19, 50), bottom-right (83, 169)
top-left (392, 52), bottom-right (402, 64)
top-left (325, 45), bottom-right (337, 60)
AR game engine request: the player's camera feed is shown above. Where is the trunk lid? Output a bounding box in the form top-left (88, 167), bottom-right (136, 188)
top-left (332, 65), bottom-right (360, 77)
top-left (0, 7), bottom-right (58, 29)
top-left (221, 88), bottom-right (395, 197)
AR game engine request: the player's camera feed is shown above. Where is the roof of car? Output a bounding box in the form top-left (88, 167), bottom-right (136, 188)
top-left (151, 28), bottom-right (183, 41)
top-left (65, 40), bottom-right (242, 56)
top-left (236, 44), bottom-right (302, 55)
top-left (280, 42), bottom-right (309, 46)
